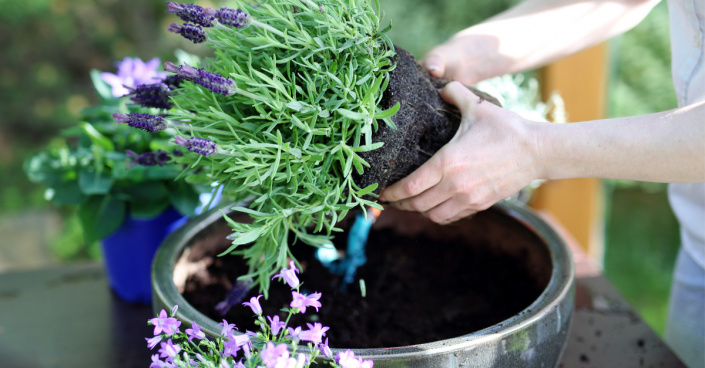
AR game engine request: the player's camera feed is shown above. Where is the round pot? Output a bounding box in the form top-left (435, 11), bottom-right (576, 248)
top-left (102, 207), bottom-right (186, 304)
top-left (152, 201), bottom-right (574, 367)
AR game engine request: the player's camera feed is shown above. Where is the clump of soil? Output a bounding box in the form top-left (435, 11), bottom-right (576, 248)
top-left (354, 46), bottom-right (500, 192)
top-left (181, 208), bottom-right (548, 348)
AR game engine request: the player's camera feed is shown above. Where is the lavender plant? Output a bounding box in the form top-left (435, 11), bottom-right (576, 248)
top-left (148, 262), bottom-right (373, 368)
top-left (25, 57), bottom-right (202, 243)
top-left (122, 0), bottom-right (397, 295)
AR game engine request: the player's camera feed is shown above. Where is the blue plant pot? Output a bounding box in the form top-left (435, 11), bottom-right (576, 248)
top-left (102, 207), bottom-right (186, 304)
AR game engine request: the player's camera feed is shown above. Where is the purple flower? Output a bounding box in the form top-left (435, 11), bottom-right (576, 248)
top-left (126, 83), bottom-right (172, 109)
top-left (215, 279), bottom-right (253, 315)
top-left (336, 350), bottom-right (373, 368)
top-left (158, 338), bottom-right (181, 361)
top-left (286, 326), bottom-right (302, 342)
top-left (299, 322), bottom-right (329, 345)
top-left (215, 8), bottom-right (251, 28)
top-left (223, 332), bottom-right (251, 358)
top-left (164, 62), bottom-right (236, 95)
top-left (149, 309), bottom-right (182, 335)
top-left (165, 2), bottom-right (216, 27)
top-left (321, 338), bottom-right (333, 359)
top-left (218, 319), bottom-right (237, 336)
top-left (267, 315), bottom-right (286, 335)
top-left (174, 136), bottom-right (218, 157)
top-left (114, 112), bottom-right (167, 133)
top-left (290, 291), bottom-right (322, 314)
top-left (162, 75), bottom-right (184, 90)
top-left (168, 22), bottom-right (207, 43)
top-left (146, 335), bottom-right (162, 350)
top-left (272, 260), bottom-right (300, 288)
top-left (185, 321), bottom-right (206, 342)
top-left (242, 295), bottom-right (263, 315)
top-left (260, 342), bottom-right (289, 367)
top-left (150, 354), bottom-right (169, 368)
top-left (100, 57), bottom-right (166, 98)
top-left (126, 150), bottom-right (172, 168)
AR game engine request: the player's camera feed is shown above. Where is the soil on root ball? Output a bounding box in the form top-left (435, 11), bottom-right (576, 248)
top-left (181, 209), bottom-right (548, 349)
top-left (353, 45), bottom-right (500, 194)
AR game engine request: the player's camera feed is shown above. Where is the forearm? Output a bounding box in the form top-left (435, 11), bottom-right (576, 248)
top-left (455, 0), bottom-right (661, 79)
top-left (535, 101), bottom-right (705, 182)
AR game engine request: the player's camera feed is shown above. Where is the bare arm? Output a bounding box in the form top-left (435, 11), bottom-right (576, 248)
top-left (380, 83), bottom-right (705, 224)
top-left (426, 0), bottom-right (662, 84)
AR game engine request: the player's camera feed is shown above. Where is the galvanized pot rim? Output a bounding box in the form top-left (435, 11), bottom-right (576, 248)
top-left (152, 200), bottom-right (574, 361)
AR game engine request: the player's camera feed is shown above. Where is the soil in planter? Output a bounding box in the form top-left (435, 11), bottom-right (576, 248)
top-left (181, 209), bottom-right (548, 349)
top-left (354, 45), bottom-right (500, 194)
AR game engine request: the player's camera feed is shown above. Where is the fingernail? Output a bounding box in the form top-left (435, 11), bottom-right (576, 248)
top-left (427, 64), bottom-right (439, 72)
top-left (378, 195), bottom-right (386, 202)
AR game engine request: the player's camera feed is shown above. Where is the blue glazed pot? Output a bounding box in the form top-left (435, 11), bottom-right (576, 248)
top-left (102, 207), bottom-right (186, 304)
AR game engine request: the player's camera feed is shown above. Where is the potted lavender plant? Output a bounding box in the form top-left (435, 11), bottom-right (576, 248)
top-left (24, 56), bottom-right (203, 303)
top-left (107, 0), bottom-right (573, 365)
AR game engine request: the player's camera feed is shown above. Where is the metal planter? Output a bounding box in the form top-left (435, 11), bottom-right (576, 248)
top-left (152, 201), bottom-right (574, 367)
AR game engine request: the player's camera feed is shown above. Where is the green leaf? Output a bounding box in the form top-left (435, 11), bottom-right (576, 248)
top-left (79, 195), bottom-right (126, 243)
top-left (356, 183), bottom-right (378, 196)
top-left (81, 122), bottom-right (115, 151)
top-left (130, 199), bottom-right (170, 219)
top-left (48, 181), bottom-right (86, 205)
top-left (336, 108), bottom-right (367, 120)
top-left (78, 168), bottom-right (114, 195)
top-left (90, 69), bottom-right (114, 101)
top-left (374, 101), bottom-right (400, 119)
top-left (166, 180), bottom-right (200, 216)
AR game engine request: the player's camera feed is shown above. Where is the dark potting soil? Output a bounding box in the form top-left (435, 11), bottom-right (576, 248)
top-left (354, 46), bottom-right (500, 194)
top-left (181, 210), bottom-right (547, 349)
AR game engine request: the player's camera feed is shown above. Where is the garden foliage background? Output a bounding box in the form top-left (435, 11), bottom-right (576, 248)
top-left (0, 0), bottom-right (679, 336)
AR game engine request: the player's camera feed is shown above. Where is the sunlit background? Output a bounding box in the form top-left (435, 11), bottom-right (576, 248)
top-left (0, 0), bottom-right (679, 336)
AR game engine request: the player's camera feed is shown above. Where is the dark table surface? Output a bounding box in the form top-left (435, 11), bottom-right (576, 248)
top-left (0, 258), bottom-right (686, 368)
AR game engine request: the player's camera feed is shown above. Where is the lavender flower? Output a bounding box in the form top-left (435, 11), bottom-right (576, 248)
top-left (223, 333), bottom-right (251, 358)
top-left (215, 8), bottom-right (251, 28)
top-left (272, 260), bottom-right (300, 288)
top-left (242, 295), bottom-right (263, 315)
top-left (321, 338), bottom-right (333, 359)
top-left (174, 136), bottom-right (218, 157)
top-left (113, 112), bottom-right (167, 133)
top-left (164, 62), bottom-right (236, 95)
top-left (100, 57), bottom-right (166, 97)
top-left (185, 321), bottom-right (205, 342)
top-left (267, 315), bottom-right (286, 335)
top-left (150, 309), bottom-right (182, 335)
top-left (162, 74), bottom-right (184, 90)
top-left (290, 291), bottom-right (322, 314)
top-left (165, 2), bottom-right (216, 27)
top-left (126, 83), bottom-right (172, 109)
top-left (150, 354), bottom-right (169, 368)
top-left (287, 326), bottom-right (302, 342)
top-left (299, 323), bottom-right (329, 345)
top-left (168, 22), bottom-right (207, 43)
top-left (126, 150), bottom-right (172, 168)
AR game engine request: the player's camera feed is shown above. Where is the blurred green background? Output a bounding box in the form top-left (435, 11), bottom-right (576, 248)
top-left (0, 0), bottom-right (679, 336)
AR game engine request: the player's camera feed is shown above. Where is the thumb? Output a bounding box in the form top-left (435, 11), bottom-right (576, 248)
top-left (439, 81), bottom-right (477, 115)
top-left (423, 52), bottom-right (446, 79)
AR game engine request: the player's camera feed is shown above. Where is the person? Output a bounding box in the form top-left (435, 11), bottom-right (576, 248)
top-left (378, 0), bottom-right (705, 366)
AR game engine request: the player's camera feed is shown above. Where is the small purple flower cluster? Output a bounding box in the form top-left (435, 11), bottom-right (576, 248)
top-left (164, 62), bottom-right (236, 95)
top-left (174, 136), bottom-right (218, 157)
top-left (126, 149), bottom-right (173, 168)
top-left (146, 262), bottom-right (373, 368)
top-left (215, 8), bottom-right (251, 29)
top-left (165, 2), bottom-right (251, 44)
top-left (126, 83), bottom-right (172, 109)
top-left (113, 112), bottom-right (167, 133)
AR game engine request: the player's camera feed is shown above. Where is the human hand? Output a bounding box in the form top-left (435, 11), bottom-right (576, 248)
top-left (379, 82), bottom-right (543, 224)
top-left (423, 33), bottom-right (505, 85)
